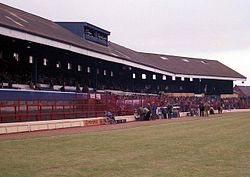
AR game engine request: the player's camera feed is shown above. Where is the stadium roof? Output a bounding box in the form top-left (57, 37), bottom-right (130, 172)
top-left (0, 3), bottom-right (246, 81)
top-left (234, 86), bottom-right (250, 97)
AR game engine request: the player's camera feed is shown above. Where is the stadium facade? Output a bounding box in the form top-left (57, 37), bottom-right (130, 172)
top-left (0, 3), bottom-right (246, 96)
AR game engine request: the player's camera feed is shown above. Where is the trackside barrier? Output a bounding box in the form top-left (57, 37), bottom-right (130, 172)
top-left (0, 92), bottom-right (145, 123)
top-left (0, 117), bottom-right (106, 134)
top-left (0, 99), bottom-right (106, 123)
top-left (0, 115), bottom-right (136, 134)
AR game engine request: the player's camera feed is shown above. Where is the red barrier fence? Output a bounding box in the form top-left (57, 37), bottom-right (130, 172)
top-left (2, 92), bottom-right (247, 123)
top-left (0, 93), bottom-right (144, 123)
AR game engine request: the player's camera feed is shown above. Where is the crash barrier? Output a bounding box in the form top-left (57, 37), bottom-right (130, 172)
top-left (0, 117), bottom-right (105, 134)
top-left (222, 109), bottom-right (250, 113)
top-left (115, 116), bottom-right (127, 123)
top-left (0, 98), bottom-right (106, 123)
top-left (183, 108), bottom-right (250, 117)
top-left (116, 119), bottom-right (126, 123)
top-left (0, 115), bottom-right (136, 134)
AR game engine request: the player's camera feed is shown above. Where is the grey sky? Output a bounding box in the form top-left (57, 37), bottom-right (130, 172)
top-left (1, 0), bottom-right (250, 85)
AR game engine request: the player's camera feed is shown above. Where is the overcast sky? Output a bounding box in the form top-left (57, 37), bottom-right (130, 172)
top-left (1, 0), bottom-right (250, 85)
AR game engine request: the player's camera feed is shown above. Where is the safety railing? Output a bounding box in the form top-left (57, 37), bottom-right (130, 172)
top-left (0, 93), bottom-right (146, 123)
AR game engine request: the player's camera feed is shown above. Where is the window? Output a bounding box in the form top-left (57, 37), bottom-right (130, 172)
top-left (87, 67), bottom-right (91, 73)
top-left (180, 86), bottom-right (183, 90)
top-left (162, 75), bottom-right (167, 80)
top-left (56, 61), bottom-right (61, 68)
top-left (96, 68), bottom-right (99, 74)
top-left (153, 74), bottom-right (156, 80)
top-left (142, 74), bottom-right (146, 80)
top-left (104, 70), bottom-right (107, 76)
top-left (67, 63), bottom-right (72, 70)
top-left (132, 73), bottom-right (136, 79)
top-left (29, 56), bottom-right (33, 64)
top-left (13, 53), bottom-right (19, 61)
top-left (181, 77), bottom-right (185, 81)
top-left (172, 76), bottom-right (176, 81)
top-left (190, 78), bottom-right (193, 82)
top-left (111, 71), bottom-right (114, 77)
top-left (43, 58), bottom-right (48, 66)
top-left (78, 65), bottom-right (82, 71)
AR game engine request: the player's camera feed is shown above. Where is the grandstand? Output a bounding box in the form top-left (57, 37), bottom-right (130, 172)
top-left (234, 85), bottom-right (250, 98)
top-left (0, 3), bottom-right (246, 95)
top-left (0, 3), bottom-right (249, 127)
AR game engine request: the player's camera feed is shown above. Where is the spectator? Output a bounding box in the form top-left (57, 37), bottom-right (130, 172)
top-left (49, 79), bottom-right (54, 90)
top-left (60, 82), bottom-right (65, 92)
top-left (167, 104), bottom-right (173, 119)
top-left (8, 79), bottom-right (12, 88)
top-left (82, 84), bottom-right (89, 93)
top-left (218, 103), bottom-right (223, 114)
top-left (29, 81), bottom-right (34, 89)
top-left (0, 81), bottom-right (3, 88)
top-left (199, 103), bottom-right (205, 117)
top-left (204, 102), bottom-right (210, 117)
top-left (209, 107), bottom-right (215, 115)
top-left (144, 106), bottom-right (151, 121)
top-left (137, 107), bottom-right (146, 121)
top-left (151, 102), bottom-right (157, 119)
top-left (160, 107), bottom-right (167, 119)
top-left (76, 82), bottom-right (81, 92)
top-left (35, 83), bottom-right (41, 90)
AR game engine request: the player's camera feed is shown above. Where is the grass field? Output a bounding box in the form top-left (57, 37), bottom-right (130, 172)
top-left (0, 112), bottom-right (250, 177)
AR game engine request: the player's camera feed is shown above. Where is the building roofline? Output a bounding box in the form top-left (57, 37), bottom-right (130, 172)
top-left (0, 25), bottom-right (246, 82)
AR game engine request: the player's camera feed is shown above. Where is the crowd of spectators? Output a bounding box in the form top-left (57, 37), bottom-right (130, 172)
top-left (112, 94), bottom-right (250, 119)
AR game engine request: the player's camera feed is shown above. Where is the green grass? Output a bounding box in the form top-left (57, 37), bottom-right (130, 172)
top-left (0, 112), bottom-right (250, 177)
